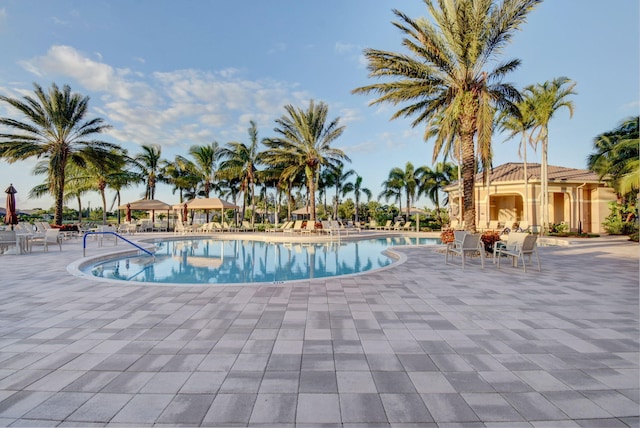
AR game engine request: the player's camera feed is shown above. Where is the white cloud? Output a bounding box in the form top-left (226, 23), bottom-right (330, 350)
top-left (16, 45), bottom-right (318, 150)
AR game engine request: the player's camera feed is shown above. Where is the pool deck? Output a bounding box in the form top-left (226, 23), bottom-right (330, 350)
top-left (0, 231), bottom-right (637, 427)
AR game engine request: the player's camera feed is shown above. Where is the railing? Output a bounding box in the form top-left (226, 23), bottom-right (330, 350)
top-left (83, 231), bottom-right (155, 258)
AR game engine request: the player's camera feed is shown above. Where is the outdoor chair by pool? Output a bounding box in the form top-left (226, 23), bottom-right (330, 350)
top-left (445, 233), bottom-right (485, 269)
top-left (376, 220), bottom-right (391, 230)
top-left (267, 221), bottom-right (290, 233)
top-left (0, 230), bottom-right (18, 254)
top-left (496, 233), bottom-right (540, 272)
top-left (386, 221), bottom-right (402, 231)
top-left (346, 221), bottom-right (361, 233)
top-left (174, 221), bottom-right (194, 235)
top-left (302, 221), bottom-right (316, 234)
top-left (241, 221), bottom-right (255, 232)
top-left (286, 220), bottom-right (303, 234)
top-left (401, 221), bottom-right (412, 231)
top-left (30, 229), bottom-right (62, 252)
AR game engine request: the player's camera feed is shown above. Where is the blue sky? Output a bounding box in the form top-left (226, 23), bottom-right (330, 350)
top-left (0, 0), bottom-right (638, 211)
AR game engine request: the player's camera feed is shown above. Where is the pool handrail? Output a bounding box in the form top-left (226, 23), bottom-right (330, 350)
top-left (83, 231), bottom-right (155, 258)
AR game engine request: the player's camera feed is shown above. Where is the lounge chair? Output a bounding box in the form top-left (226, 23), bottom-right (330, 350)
top-left (496, 233), bottom-right (540, 272)
top-left (387, 221), bottom-right (402, 231)
top-left (445, 233), bottom-right (484, 268)
top-left (302, 220), bottom-right (316, 234)
top-left (223, 221), bottom-right (239, 232)
top-left (267, 221), bottom-right (290, 233)
top-left (346, 221), bottom-right (361, 234)
top-left (401, 221), bottom-right (412, 231)
top-left (285, 220), bottom-right (303, 234)
top-left (174, 221), bottom-right (194, 235)
top-left (30, 229), bottom-right (62, 252)
top-left (481, 220), bottom-right (500, 232)
top-left (376, 220), bottom-right (391, 230)
top-left (241, 221), bottom-right (255, 232)
top-left (367, 220), bottom-right (378, 230)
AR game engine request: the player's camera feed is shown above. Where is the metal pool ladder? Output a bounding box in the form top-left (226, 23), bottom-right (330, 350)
top-left (82, 231), bottom-right (155, 258)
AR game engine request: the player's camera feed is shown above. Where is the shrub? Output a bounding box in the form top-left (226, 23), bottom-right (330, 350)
top-left (440, 229), bottom-right (454, 244)
top-left (480, 231), bottom-right (501, 253)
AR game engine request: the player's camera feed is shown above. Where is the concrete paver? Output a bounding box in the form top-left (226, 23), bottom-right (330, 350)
top-left (0, 232), bottom-right (637, 426)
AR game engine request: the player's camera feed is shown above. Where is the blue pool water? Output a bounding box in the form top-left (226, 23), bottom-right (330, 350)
top-left (86, 237), bottom-right (440, 284)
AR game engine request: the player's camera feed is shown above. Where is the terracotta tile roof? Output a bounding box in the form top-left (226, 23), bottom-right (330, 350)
top-left (477, 162), bottom-right (601, 183)
top-left (444, 162), bottom-right (604, 190)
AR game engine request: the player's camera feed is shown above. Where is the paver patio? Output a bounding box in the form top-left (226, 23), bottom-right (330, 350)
top-left (0, 232), bottom-right (637, 427)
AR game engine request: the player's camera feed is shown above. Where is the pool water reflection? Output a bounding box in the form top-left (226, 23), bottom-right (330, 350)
top-left (87, 236), bottom-right (439, 284)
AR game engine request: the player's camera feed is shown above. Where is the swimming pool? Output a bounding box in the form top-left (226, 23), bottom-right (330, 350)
top-left (84, 236), bottom-right (440, 285)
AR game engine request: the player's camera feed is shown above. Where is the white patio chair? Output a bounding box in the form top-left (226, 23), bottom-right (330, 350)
top-left (30, 229), bottom-right (62, 252)
top-left (445, 233), bottom-right (484, 269)
top-left (496, 233), bottom-right (541, 272)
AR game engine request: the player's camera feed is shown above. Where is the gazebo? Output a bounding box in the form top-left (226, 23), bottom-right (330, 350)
top-left (184, 198), bottom-right (239, 224)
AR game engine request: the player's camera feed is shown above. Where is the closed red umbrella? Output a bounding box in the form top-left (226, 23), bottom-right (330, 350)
top-left (126, 203), bottom-right (132, 223)
top-left (183, 203), bottom-right (189, 224)
top-left (4, 184), bottom-right (18, 230)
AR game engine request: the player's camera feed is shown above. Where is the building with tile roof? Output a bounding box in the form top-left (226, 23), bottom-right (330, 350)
top-left (443, 162), bottom-right (617, 233)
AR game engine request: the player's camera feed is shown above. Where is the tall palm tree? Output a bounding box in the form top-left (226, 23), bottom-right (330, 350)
top-left (417, 161), bottom-right (457, 226)
top-left (263, 100), bottom-right (349, 221)
top-left (29, 161), bottom-right (92, 223)
top-left (388, 162), bottom-right (427, 221)
top-left (79, 149), bottom-right (128, 224)
top-left (588, 116), bottom-right (639, 197)
top-left (186, 142), bottom-right (222, 198)
top-left (379, 173), bottom-right (404, 215)
top-left (0, 82), bottom-right (117, 225)
top-left (133, 144), bottom-right (166, 200)
top-left (353, 0), bottom-right (540, 232)
top-left (219, 121), bottom-right (262, 223)
top-left (327, 163), bottom-right (355, 219)
top-left (164, 155), bottom-right (200, 203)
top-left (499, 96), bottom-right (536, 222)
top-left (526, 77), bottom-right (576, 232)
top-left (342, 174), bottom-right (372, 223)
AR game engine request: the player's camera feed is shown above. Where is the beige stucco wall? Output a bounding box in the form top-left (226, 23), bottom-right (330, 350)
top-left (446, 180), bottom-right (617, 233)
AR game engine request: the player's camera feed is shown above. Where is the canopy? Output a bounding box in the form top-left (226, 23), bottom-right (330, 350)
top-left (118, 199), bottom-right (172, 210)
top-left (185, 198), bottom-right (238, 210)
top-left (291, 206), bottom-right (318, 215)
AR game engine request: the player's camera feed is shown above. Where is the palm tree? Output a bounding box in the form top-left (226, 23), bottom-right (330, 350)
top-left (263, 100), bottom-right (349, 221)
top-left (588, 116), bottom-right (639, 197)
top-left (342, 174), bottom-right (372, 223)
top-left (327, 163), bottom-right (355, 219)
top-left (29, 161), bottom-right (92, 223)
top-left (388, 162), bottom-right (427, 221)
top-left (0, 82), bottom-right (117, 225)
top-left (164, 155), bottom-right (200, 203)
top-left (499, 96), bottom-right (536, 222)
top-left (353, 0), bottom-right (541, 232)
top-left (186, 142), bottom-right (222, 198)
top-left (219, 121), bottom-right (262, 223)
top-left (526, 77), bottom-right (576, 232)
top-left (133, 144), bottom-right (166, 200)
top-left (79, 149), bottom-right (128, 224)
top-left (417, 162), bottom-right (457, 226)
top-left (379, 173), bottom-right (403, 215)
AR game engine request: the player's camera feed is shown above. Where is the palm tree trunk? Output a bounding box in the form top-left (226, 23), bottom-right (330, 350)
top-left (541, 131), bottom-right (549, 235)
top-left (101, 189), bottom-right (107, 225)
top-left (77, 196), bottom-right (83, 223)
top-left (522, 132), bottom-right (529, 223)
top-left (461, 135), bottom-right (476, 233)
top-left (308, 172), bottom-right (316, 222)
